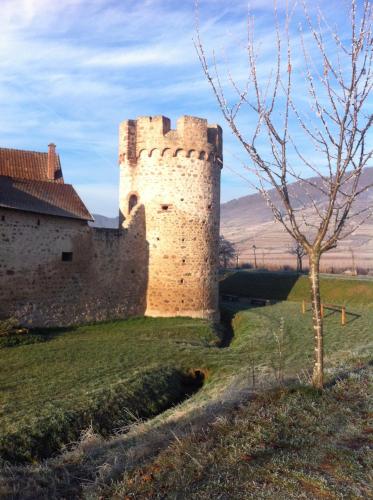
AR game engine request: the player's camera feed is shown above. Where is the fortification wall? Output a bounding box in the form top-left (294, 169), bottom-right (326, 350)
top-left (118, 115), bottom-right (222, 321)
top-left (0, 114), bottom-right (222, 327)
top-left (0, 208), bottom-right (148, 327)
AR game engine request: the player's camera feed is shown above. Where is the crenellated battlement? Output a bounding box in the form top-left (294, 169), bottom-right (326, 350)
top-left (118, 115), bottom-right (222, 164)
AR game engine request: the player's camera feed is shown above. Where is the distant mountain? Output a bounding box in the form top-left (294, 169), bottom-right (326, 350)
top-left (90, 214), bottom-right (119, 228)
top-left (221, 167), bottom-right (373, 271)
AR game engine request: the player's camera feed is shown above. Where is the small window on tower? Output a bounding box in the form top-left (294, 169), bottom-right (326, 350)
top-left (128, 194), bottom-right (138, 213)
top-left (161, 204), bottom-right (169, 211)
top-left (62, 252), bottom-right (73, 262)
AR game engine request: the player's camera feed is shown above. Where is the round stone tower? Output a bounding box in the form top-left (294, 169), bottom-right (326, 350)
top-left (118, 115), bottom-right (222, 321)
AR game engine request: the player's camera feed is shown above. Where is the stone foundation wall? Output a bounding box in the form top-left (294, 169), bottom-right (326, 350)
top-left (0, 207), bottom-right (148, 327)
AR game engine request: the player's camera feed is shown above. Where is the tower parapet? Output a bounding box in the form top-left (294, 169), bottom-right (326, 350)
top-left (119, 115), bottom-right (222, 163)
top-left (118, 115), bottom-right (222, 321)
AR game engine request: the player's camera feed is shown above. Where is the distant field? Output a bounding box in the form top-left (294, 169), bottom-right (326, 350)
top-left (1, 296), bottom-right (372, 465)
top-left (220, 270), bottom-right (373, 304)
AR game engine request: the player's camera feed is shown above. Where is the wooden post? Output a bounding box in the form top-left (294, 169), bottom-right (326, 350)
top-left (341, 306), bottom-right (346, 326)
top-left (321, 303), bottom-right (324, 318)
top-left (302, 300), bottom-right (306, 314)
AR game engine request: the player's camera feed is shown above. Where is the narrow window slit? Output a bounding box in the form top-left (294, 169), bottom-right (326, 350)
top-left (128, 194), bottom-right (138, 213)
top-left (62, 252), bottom-right (73, 262)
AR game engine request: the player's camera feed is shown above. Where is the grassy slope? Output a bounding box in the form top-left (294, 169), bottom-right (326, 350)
top-left (0, 317), bottom-right (216, 462)
top-left (0, 317), bottom-right (214, 426)
top-left (228, 302), bottom-right (373, 376)
top-left (104, 277), bottom-right (373, 499)
top-left (220, 271), bottom-right (373, 304)
top-left (1, 299), bottom-right (372, 465)
top-left (114, 365), bottom-right (372, 499)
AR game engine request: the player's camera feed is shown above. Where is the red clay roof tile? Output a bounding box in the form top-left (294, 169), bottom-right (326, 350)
top-left (0, 177), bottom-right (93, 221)
top-left (0, 147), bottom-right (63, 182)
top-left (0, 146), bottom-right (93, 221)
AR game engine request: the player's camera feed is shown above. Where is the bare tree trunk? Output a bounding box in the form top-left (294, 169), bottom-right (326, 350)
top-left (309, 253), bottom-right (323, 389)
top-left (299, 256), bottom-right (303, 273)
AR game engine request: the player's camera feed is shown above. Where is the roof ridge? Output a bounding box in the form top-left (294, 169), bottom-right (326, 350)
top-left (0, 175), bottom-right (69, 186)
top-left (0, 147), bottom-right (49, 156)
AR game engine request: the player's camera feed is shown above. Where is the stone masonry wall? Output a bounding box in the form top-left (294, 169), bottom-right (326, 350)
top-left (0, 207), bottom-right (148, 327)
top-left (0, 114), bottom-right (222, 327)
top-left (118, 115), bottom-right (222, 321)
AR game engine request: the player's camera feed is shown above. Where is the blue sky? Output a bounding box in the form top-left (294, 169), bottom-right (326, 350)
top-left (0, 0), bottom-right (366, 216)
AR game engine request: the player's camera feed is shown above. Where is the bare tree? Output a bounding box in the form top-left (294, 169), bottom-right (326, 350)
top-left (195, 0), bottom-right (372, 388)
top-left (289, 242), bottom-right (306, 272)
top-left (219, 236), bottom-right (236, 269)
top-left (252, 244), bottom-right (257, 268)
top-left (349, 246), bottom-right (358, 274)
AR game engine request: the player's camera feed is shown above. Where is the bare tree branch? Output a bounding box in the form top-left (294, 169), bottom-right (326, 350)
top-left (195, 0), bottom-right (373, 388)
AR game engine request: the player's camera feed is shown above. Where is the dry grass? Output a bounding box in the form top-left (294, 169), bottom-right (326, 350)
top-left (109, 364), bottom-right (373, 499)
top-left (0, 299), bottom-right (371, 498)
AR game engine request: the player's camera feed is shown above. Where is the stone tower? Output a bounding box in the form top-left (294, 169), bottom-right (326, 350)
top-left (118, 115), bottom-right (222, 321)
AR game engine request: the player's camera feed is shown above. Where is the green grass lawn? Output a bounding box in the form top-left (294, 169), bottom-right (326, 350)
top-left (0, 317), bottom-right (214, 425)
top-left (0, 317), bottom-right (217, 463)
top-left (220, 270), bottom-right (373, 304)
top-left (1, 299), bottom-right (372, 464)
top-left (227, 301), bottom-right (373, 378)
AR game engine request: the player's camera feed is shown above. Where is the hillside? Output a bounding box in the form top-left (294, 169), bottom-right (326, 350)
top-left (221, 168), bottom-right (373, 271)
top-left (90, 213), bottom-right (119, 228)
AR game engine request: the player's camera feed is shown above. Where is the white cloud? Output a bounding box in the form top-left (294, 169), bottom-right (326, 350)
top-left (0, 0), bottom-right (363, 217)
top-left (84, 45), bottom-right (193, 68)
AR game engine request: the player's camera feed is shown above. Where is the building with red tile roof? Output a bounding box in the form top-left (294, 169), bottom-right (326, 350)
top-left (0, 144), bottom-right (92, 221)
top-left (0, 114), bottom-right (222, 328)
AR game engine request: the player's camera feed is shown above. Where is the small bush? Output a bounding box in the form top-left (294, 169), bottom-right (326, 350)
top-left (355, 266), bottom-right (369, 276)
top-left (0, 317), bottom-right (20, 337)
top-left (240, 262), bottom-right (253, 269)
top-left (0, 318), bottom-right (44, 348)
